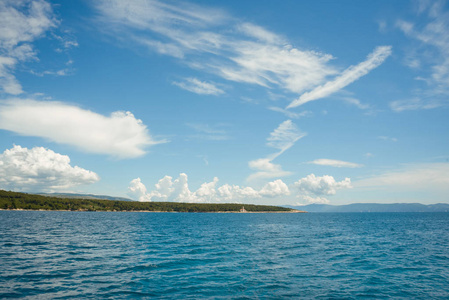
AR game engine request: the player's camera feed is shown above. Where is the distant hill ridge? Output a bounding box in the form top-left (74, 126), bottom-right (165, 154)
top-left (288, 203), bottom-right (449, 213)
top-left (38, 192), bottom-right (133, 202)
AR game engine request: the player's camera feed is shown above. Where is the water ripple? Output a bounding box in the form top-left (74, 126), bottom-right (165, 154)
top-left (1, 211), bottom-right (449, 298)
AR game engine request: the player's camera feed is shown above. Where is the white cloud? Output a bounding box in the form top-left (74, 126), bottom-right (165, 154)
top-left (389, 98), bottom-right (441, 112)
top-left (128, 178), bottom-right (152, 202)
top-left (96, 0), bottom-right (226, 32)
top-left (340, 97), bottom-right (371, 109)
top-left (293, 174), bottom-right (352, 204)
top-left (219, 43), bottom-right (337, 94)
top-left (309, 159), bottom-right (363, 168)
top-left (127, 172), bottom-right (353, 205)
top-left (247, 158), bottom-right (292, 181)
top-left (217, 184), bottom-right (260, 202)
top-left (300, 195), bottom-right (330, 205)
top-left (0, 99), bottom-right (164, 158)
top-left (378, 136), bottom-right (398, 142)
top-left (294, 174), bottom-right (352, 195)
top-left (96, 0), bottom-right (393, 108)
top-left (268, 107), bottom-right (311, 119)
top-left (237, 22), bottom-right (285, 44)
top-left (127, 173), bottom-right (291, 203)
top-left (128, 173), bottom-right (353, 204)
top-left (247, 120), bottom-right (305, 181)
top-left (186, 123), bottom-right (230, 141)
top-left (266, 120), bottom-right (306, 154)
top-left (173, 77), bottom-right (224, 95)
top-left (393, 2), bottom-right (449, 109)
top-left (0, 145), bottom-right (99, 192)
top-left (354, 163), bottom-right (449, 191)
top-left (259, 179), bottom-right (290, 197)
top-left (95, 1), bottom-right (341, 95)
top-left (0, 0), bottom-right (56, 94)
top-left (287, 46), bottom-right (392, 108)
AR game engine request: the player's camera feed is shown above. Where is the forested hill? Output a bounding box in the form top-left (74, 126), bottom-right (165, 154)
top-left (0, 190), bottom-right (301, 213)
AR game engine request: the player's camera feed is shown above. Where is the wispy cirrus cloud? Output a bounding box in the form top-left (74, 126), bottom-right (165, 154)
top-left (0, 0), bottom-right (56, 94)
top-left (309, 159), bottom-right (363, 168)
top-left (378, 136), bottom-right (398, 142)
top-left (0, 99), bottom-right (165, 158)
top-left (268, 107), bottom-right (311, 119)
top-left (390, 98), bottom-right (443, 112)
top-left (393, 1), bottom-right (449, 110)
top-left (94, 0), bottom-right (392, 105)
top-left (287, 46), bottom-right (392, 108)
top-left (95, 0), bottom-right (337, 93)
top-left (354, 163), bottom-right (449, 191)
top-left (340, 97), bottom-right (371, 110)
top-left (173, 77), bottom-right (224, 95)
top-left (266, 119), bottom-right (306, 155)
top-left (248, 120), bottom-right (305, 181)
top-left (185, 123), bottom-right (230, 141)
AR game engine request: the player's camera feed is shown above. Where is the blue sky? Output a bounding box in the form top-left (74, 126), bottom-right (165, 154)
top-left (0, 0), bottom-right (448, 205)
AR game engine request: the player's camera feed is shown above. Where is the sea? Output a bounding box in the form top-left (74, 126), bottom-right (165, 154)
top-left (1, 211), bottom-right (448, 299)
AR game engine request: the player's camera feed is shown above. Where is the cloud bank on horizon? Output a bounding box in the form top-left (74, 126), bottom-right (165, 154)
top-left (0, 0), bottom-right (448, 205)
top-left (127, 173), bottom-right (352, 205)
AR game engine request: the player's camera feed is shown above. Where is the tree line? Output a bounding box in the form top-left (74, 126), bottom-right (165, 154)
top-left (0, 190), bottom-right (294, 212)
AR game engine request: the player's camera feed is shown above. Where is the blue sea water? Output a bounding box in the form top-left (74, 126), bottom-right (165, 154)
top-left (1, 211), bottom-right (449, 299)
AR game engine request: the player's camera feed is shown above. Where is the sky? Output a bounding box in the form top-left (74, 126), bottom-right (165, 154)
top-left (0, 0), bottom-right (448, 205)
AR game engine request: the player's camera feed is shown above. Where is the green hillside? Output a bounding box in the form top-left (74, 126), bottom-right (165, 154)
top-left (0, 190), bottom-right (299, 213)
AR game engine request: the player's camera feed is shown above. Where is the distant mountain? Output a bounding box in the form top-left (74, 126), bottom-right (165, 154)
top-left (38, 193), bottom-right (133, 202)
top-left (288, 203), bottom-right (449, 213)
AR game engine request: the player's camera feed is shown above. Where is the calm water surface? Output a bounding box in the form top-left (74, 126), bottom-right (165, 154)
top-left (1, 211), bottom-right (449, 299)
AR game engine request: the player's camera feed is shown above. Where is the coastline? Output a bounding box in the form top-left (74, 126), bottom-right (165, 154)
top-left (0, 208), bottom-right (307, 213)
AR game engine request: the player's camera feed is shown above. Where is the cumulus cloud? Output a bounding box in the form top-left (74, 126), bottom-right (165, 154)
top-left (0, 145), bottom-right (99, 192)
top-left (259, 179), bottom-right (290, 197)
top-left (128, 173), bottom-right (351, 204)
top-left (300, 195), bottom-right (330, 205)
top-left (0, 0), bottom-right (56, 94)
top-left (173, 77), bottom-right (224, 95)
top-left (294, 174), bottom-right (352, 195)
top-left (127, 173), bottom-right (291, 203)
top-left (128, 178), bottom-right (152, 202)
top-left (0, 99), bottom-right (164, 158)
top-left (309, 159), bottom-right (363, 168)
top-left (293, 174), bottom-right (352, 204)
top-left (287, 46), bottom-right (392, 108)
